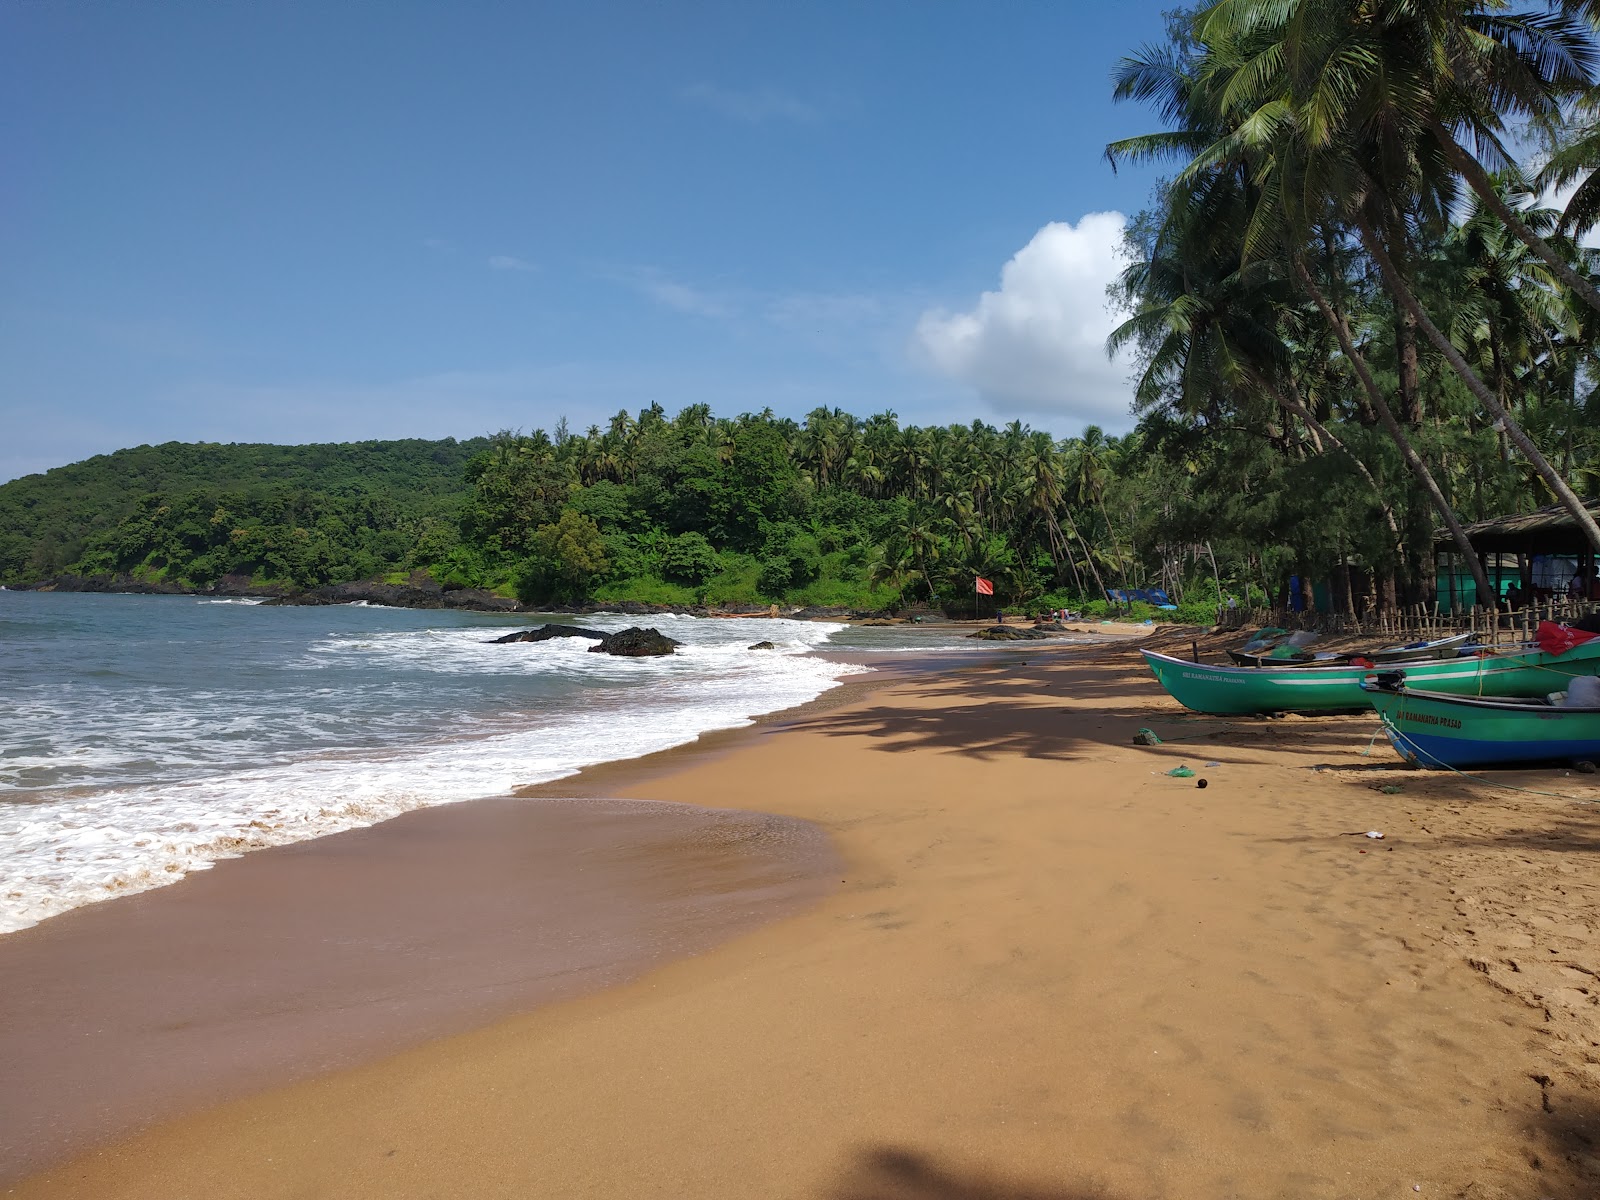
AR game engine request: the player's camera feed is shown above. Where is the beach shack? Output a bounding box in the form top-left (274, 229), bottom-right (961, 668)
top-left (1435, 499), bottom-right (1600, 614)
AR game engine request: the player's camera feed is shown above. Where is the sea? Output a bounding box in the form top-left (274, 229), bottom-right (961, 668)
top-left (0, 591), bottom-right (986, 934)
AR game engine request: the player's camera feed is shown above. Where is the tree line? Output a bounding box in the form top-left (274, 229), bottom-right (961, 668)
top-left (1104, 0), bottom-right (1600, 614)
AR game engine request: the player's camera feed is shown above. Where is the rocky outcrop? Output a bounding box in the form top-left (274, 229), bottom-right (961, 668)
top-left (968, 625), bottom-right (1048, 641)
top-left (854, 617), bottom-right (896, 627)
top-left (21, 573), bottom-right (211, 596)
top-left (748, 640), bottom-right (777, 650)
top-left (491, 624), bottom-right (607, 644)
top-left (589, 627), bottom-right (680, 657)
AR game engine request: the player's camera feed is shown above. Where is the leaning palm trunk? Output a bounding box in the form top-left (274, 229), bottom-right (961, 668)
top-left (1432, 124), bottom-right (1600, 320)
top-left (1290, 256), bottom-right (1494, 602)
top-left (1059, 506), bottom-right (1108, 601)
top-left (1358, 221), bottom-right (1600, 555)
top-left (1042, 510), bottom-right (1087, 596)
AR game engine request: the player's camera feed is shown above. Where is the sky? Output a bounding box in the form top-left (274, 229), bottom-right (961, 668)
top-left (1, 1), bottom-right (1172, 482)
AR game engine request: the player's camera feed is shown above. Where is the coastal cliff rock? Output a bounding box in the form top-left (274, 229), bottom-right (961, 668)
top-left (491, 624), bottom-right (607, 644)
top-left (264, 579), bottom-right (521, 612)
top-left (748, 641), bottom-right (777, 650)
top-left (968, 625), bottom-right (1048, 641)
top-left (589, 627), bottom-right (680, 657)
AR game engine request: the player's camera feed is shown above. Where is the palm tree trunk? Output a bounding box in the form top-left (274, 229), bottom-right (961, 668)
top-left (1358, 219), bottom-right (1600, 554)
top-left (1061, 507), bottom-right (1108, 600)
top-left (1432, 123), bottom-right (1600, 318)
top-left (1045, 512), bottom-right (1087, 596)
top-left (1290, 255), bottom-right (1494, 602)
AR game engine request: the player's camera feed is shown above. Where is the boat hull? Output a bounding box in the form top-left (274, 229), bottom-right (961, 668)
top-left (1141, 642), bottom-right (1600, 716)
top-left (1361, 685), bottom-right (1600, 768)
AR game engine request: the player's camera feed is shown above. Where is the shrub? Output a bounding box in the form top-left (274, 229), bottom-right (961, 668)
top-left (758, 556), bottom-right (795, 595)
top-left (660, 531), bottom-right (718, 585)
top-left (703, 553), bottom-right (764, 606)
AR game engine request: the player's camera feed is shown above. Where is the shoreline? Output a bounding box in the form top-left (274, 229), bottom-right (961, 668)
top-left (0, 795), bottom-right (843, 1184)
top-left (0, 640), bottom-right (961, 1184)
top-left (12, 632), bottom-right (1598, 1197)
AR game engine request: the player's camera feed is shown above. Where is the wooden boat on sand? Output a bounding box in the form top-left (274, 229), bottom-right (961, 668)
top-left (1141, 637), bottom-right (1600, 716)
top-left (1225, 631), bottom-right (1473, 668)
top-left (1360, 677), bottom-right (1600, 768)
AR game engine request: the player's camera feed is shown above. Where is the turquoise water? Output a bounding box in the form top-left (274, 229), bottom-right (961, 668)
top-left (0, 593), bottom-right (879, 932)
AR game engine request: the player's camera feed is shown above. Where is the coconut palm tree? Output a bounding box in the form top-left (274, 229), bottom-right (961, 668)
top-left (1107, 7), bottom-right (1499, 597)
top-left (1188, 0), bottom-right (1600, 550)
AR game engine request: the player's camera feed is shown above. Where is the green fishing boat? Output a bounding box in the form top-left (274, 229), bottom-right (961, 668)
top-left (1141, 640), bottom-right (1600, 716)
top-left (1361, 679), bottom-right (1600, 768)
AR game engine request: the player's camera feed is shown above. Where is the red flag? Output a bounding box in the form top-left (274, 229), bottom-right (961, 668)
top-left (975, 577), bottom-right (994, 596)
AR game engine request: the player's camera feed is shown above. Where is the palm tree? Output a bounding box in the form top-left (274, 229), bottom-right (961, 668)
top-left (1106, 6), bottom-right (1499, 598)
top-left (1190, 0), bottom-right (1600, 550)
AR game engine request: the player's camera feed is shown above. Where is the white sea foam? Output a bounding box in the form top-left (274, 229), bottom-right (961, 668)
top-left (0, 614), bottom-right (865, 933)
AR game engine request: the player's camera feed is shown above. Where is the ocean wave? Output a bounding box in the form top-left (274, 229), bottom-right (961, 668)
top-left (0, 612), bottom-right (866, 933)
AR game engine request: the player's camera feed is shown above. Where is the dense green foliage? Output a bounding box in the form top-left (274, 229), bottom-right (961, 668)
top-left (0, 439), bottom-right (489, 589)
top-left (0, 411), bottom-right (1195, 615)
top-left (1100, 1), bottom-right (1600, 615)
top-left (442, 404), bottom-right (1184, 611)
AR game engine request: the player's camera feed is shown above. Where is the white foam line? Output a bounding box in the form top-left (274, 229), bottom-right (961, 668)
top-left (0, 619), bottom-right (868, 933)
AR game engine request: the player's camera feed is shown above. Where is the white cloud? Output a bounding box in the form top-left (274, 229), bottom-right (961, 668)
top-left (487, 254), bottom-right (537, 272)
top-left (913, 213), bottom-right (1136, 427)
top-left (681, 82), bottom-right (822, 124)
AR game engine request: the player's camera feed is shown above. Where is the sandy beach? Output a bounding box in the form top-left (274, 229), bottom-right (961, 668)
top-left (7, 632), bottom-right (1600, 1198)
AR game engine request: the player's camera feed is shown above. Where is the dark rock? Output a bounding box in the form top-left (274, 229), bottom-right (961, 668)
top-left (22, 573), bottom-right (189, 596)
top-left (967, 625), bottom-right (1048, 641)
top-left (791, 606), bottom-right (851, 619)
top-left (1032, 620), bottom-right (1069, 631)
top-left (441, 588), bottom-right (522, 612)
top-left (491, 624), bottom-right (607, 644)
top-left (748, 640), bottom-right (777, 650)
top-left (589, 627), bottom-right (680, 657)
top-left (263, 579), bottom-right (446, 609)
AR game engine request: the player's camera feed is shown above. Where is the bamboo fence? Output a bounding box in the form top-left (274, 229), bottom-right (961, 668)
top-left (1214, 596), bottom-right (1599, 644)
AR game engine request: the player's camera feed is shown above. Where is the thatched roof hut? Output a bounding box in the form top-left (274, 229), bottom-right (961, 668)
top-left (1433, 500), bottom-right (1600, 556)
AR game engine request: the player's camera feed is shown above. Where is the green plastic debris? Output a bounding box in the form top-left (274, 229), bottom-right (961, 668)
top-left (1132, 728), bottom-right (1163, 746)
top-left (1166, 765), bottom-right (1196, 778)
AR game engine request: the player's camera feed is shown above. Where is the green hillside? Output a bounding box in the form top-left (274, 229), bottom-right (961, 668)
top-left (0, 438), bottom-right (488, 588)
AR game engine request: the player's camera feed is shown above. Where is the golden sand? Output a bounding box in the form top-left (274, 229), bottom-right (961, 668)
top-left (12, 636), bottom-right (1600, 1198)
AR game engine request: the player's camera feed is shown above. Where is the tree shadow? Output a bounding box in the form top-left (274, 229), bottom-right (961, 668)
top-left (1526, 1085), bottom-right (1600, 1193)
top-left (826, 1147), bottom-right (1121, 1200)
top-left (1422, 811), bottom-right (1600, 855)
top-left (781, 669), bottom-right (1386, 765)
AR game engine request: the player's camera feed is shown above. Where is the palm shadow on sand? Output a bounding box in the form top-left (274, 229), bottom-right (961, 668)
top-left (827, 1147), bottom-right (1120, 1200)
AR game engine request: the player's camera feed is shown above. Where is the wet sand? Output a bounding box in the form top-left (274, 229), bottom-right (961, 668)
top-left (0, 795), bottom-right (836, 1183)
top-left (9, 634), bottom-right (1600, 1198)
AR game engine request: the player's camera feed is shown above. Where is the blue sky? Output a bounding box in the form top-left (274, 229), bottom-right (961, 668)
top-left (1, 1), bottom-right (1170, 482)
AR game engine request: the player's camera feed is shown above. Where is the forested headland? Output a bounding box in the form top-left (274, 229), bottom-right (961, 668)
top-left (9, 2), bottom-right (1600, 618)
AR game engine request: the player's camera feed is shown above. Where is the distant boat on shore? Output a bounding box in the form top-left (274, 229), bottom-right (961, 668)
top-left (1361, 678), bottom-right (1600, 768)
top-left (1225, 631), bottom-right (1474, 668)
top-left (1141, 638), bottom-right (1600, 716)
